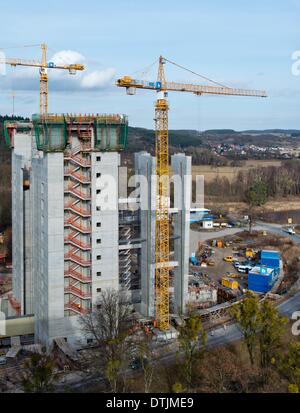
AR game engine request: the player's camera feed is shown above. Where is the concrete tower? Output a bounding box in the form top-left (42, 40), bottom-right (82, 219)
top-left (7, 114), bottom-right (128, 347)
top-left (135, 151), bottom-right (191, 320)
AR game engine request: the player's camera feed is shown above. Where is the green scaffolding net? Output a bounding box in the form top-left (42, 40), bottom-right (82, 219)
top-left (32, 114), bottom-right (128, 152)
top-left (3, 121), bottom-right (13, 147)
top-left (32, 114), bottom-right (68, 152)
top-left (94, 119), bottom-right (128, 151)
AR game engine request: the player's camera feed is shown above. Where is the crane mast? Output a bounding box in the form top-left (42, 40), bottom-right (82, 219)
top-left (116, 57), bottom-right (267, 331)
top-left (155, 56), bottom-right (170, 330)
top-left (40, 43), bottom-right (48, 115)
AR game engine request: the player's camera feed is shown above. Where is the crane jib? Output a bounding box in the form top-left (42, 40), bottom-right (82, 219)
top-left (117, 58), bottom-right (267, 332)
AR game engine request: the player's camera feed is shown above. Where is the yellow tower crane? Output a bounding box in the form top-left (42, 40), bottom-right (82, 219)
top-left (1, 43), bottom-right (85, 115)
top-left (117, 56), bottom-right (267, 331)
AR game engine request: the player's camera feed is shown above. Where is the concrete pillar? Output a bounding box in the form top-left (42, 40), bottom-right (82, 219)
top-left (11, 131), bottom-right (33, 316)
top-left (134, 152), bottom-right (157, 318)
top-left (32, 152), bottom-right (65, 346)
top-left (171, 154), bottom-right (191, 315)
top-left (24, 181), bottom-right (33, 314)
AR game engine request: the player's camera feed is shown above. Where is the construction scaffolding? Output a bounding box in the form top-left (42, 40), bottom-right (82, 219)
top-left (64, 128), bottom-right (93, 316)
top-left (119, 210), bottom-right (141, 290)
top-left (31, 114), bottom-right (128, 153)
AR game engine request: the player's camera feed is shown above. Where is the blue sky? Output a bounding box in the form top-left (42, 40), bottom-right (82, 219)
top-left (0, 0), bottom-right (300, 130)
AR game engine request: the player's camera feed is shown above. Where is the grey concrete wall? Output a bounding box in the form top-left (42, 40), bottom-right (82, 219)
top-left (134, 152), bottom-right (157, 318)
top-left (24, 186), bottom-right (33, 314)
top-left (171, 154), bottom-right (191, 315)
top-left (92, 152), bottom-right (120, 301)
top-left (32, 150), bottom-right (122, 348)
top-left (32, 153), bottom-right (65, 346)
top-left (12, 155), bottom-right (24, 313)
top-left (11, 131), bottom-right (33, 315)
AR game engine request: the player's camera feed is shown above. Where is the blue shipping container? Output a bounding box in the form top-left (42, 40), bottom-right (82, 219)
top-left (248, 266), bottom-right (277, 293)
top-left (260, 250), bottom-right (280, 269)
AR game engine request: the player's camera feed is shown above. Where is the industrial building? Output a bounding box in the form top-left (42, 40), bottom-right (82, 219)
top-left (248, 250), bottom-right (281, 293)
top-left (3, 114), bottom-right (192, 347)
top-left (260, 250), bottom-right (280, 272)
top-left (248, 266), bottom-right (278, 294)
top-left (190, 209), bottom-right (214, 229)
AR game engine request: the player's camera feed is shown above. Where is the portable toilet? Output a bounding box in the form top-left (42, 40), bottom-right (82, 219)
top-left (217, 240), bottom-right (223, 249)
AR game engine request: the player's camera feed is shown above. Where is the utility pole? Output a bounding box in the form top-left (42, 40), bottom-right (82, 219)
top-left (11, 91), bottom-right (16, 117)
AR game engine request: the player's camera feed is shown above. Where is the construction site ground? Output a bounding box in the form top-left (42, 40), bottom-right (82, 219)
top-left (190, 246), bottom-right (248, 290)
top-left (190, 222), bottom-right (300, 299)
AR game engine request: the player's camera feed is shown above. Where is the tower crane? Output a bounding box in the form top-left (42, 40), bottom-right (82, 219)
top-left (117, 56), bottom-right (267, 331)
top-left (0, 43), bottom-right (85, 115)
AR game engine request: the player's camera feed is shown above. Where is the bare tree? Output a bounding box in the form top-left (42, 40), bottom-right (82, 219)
top-left (80, 288), bottom-right (134, 393)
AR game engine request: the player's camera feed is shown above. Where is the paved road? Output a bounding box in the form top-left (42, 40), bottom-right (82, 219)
top-left (59, 290), bottom-right (300, 392)
top-left (277, 291), bottom-right (300, 317)
top-left (255, 221), bottom-right (300, 244)
top-left (190, 221), bottom-right (300, 252)
top-left (205, 291), bottom-right (300, 348)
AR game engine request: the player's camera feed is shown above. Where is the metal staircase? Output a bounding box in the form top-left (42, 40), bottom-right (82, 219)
top-left (64, 142), bottom-right (92, 316)
top-left (119, 226), bottom-right (132, 289)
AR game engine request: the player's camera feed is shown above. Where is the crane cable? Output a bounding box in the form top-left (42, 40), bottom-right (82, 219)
top-left (0, 44), bottom-right (41, 50)
top-left (130, 58), bottom-right (159, 79)
top-left (163, 57), bottom-right (229, 88)
top-left (114, 59), bottom-right (159, 85)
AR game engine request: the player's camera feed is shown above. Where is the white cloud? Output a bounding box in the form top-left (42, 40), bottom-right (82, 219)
top-left (50, 50), bottom-right (85, 66)
top-left (0, 50), bottom-right (116, 92)
top-left (81, 68), bottom-right (116, 89)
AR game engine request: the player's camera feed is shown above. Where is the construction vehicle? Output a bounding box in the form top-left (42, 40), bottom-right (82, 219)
top-left (0, 43), bottom-right (85, 115)
top-left (223, 255), bottom-right (236, 263)
top-left (237, 264), bottom-right (252, 274)
top-left (0, 356), bottom-right (7, 366)
top-left (117, 56), bottom-right (266, 331)
top-left (222, 277), bottom-right (239, 290)
top-left (245, 248), bottom-right (254, 258)
top-left (225, 272), bottom-right (242, 279)
top-left (284, 227), bottom-right (296, 235)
